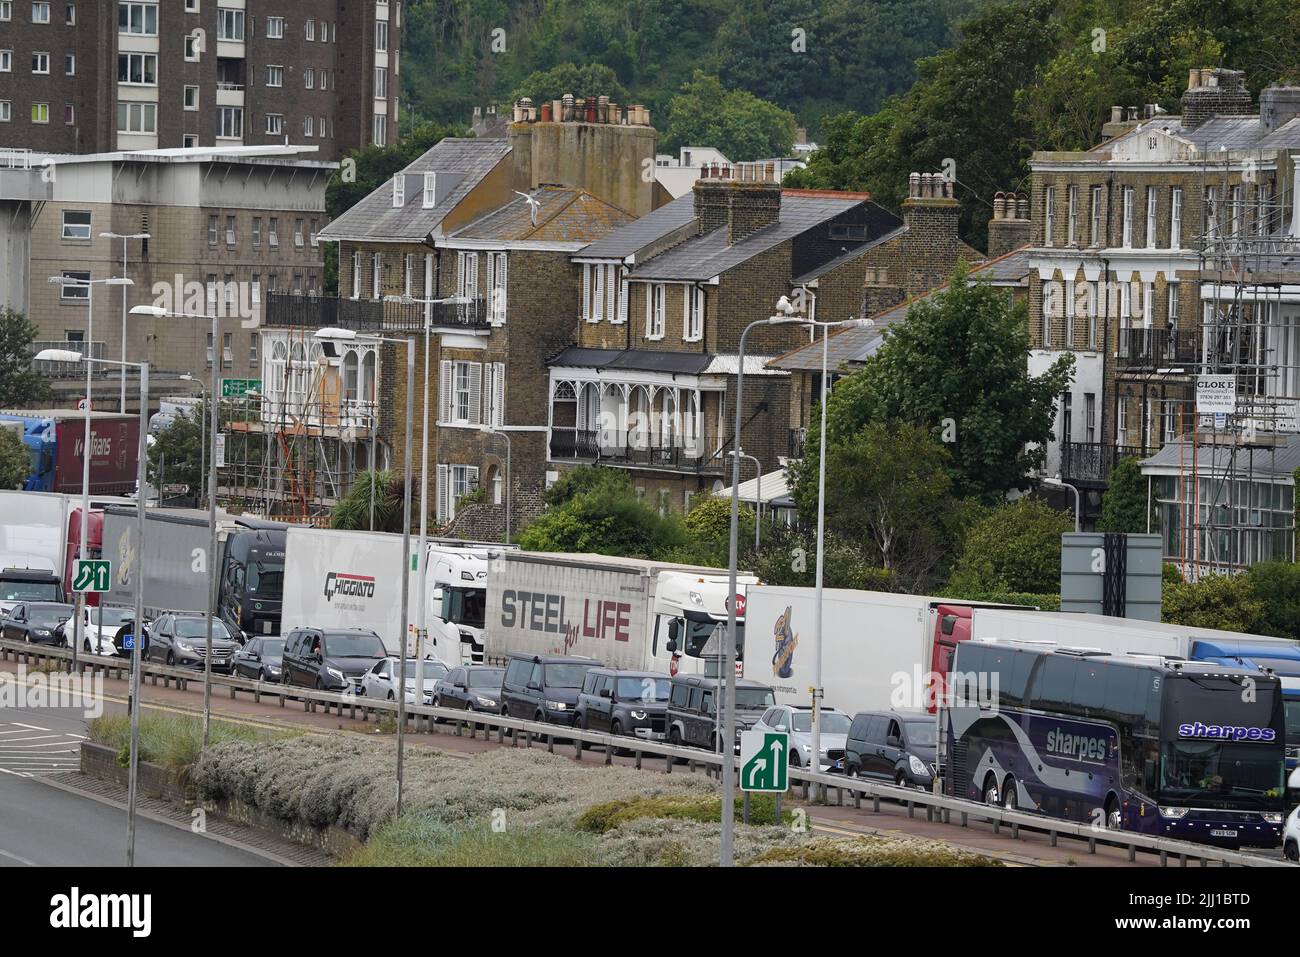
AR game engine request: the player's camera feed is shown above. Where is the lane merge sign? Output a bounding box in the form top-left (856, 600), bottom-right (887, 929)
top-left (71, 559), bottom-right (111, 594)
top-left (740, 729), bottom-right (789, 792)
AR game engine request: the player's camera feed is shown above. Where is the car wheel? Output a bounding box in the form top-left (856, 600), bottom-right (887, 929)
top-left (387, 690), bottom-right (395, 701)
top-left (575, 712), bottom-right (588, 750)
top-left (83, 639), bottom-right (92, 653)
top-left (895, 770), bottom-right (909, 789)
top-left (166, 650), bottom-right (175, 666)
top-left (1002, 776), bottom-right (1017, 811)
top-left (1285, 839), bottom-right (1298, 862)
top-left (314, 677), bottom-right (324, 691)
top-left (982, 774), bottom-right (1000, 807)
top-left (610, 719), bottom-right (622, 737)
top-left (256, 668), bottom-right (265, 682)
top-left (789, 750), bottom-right (801, 769)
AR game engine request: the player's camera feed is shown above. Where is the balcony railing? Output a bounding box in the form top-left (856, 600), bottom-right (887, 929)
top-left (30, 340), bottom-right (105, 375)
top-left (264, 292), bottom-right (488, 333)
top-left (789, 428), bottom-right (807, 459)
top-left (1060, 442), bottom-right (1149, 486)
top-left (549, 427), bottom-right (727, 474)
top-left (1116, 328), bottom-right (1198, 369)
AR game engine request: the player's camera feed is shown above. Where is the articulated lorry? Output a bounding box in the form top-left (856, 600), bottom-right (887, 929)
top-left (280, 527), bottom-right (510, 660)
top-left (971, 607), bottom-right (1300, 769)
top-left (482, 551), bottom-right (759, 676)
top-left (743, 586), bottom-right (1033, 713)
top-left (101, 506), bottom-right (288, 638)
top-left (0, 410), bottom-right (140, 495)
top-left (0, 490), bottom-right (71, 615)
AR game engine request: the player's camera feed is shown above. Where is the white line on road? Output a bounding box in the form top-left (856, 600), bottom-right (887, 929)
top-left (0, 848), bottom-right (37, 866)
top-left (8, 723), bottom-right (49, 731)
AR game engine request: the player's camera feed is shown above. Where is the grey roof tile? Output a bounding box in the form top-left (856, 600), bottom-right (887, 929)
top-left (575, 193), bottom-right (698, 260)
top-left (449, 187), bottom-right (633, 243)
top-left (1141, 435), bottom-right (1300, 478)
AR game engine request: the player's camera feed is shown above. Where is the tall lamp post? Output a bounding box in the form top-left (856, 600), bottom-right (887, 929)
top-left (49, 274), bottom-right (133, 677)
top-left (98, 231), bottom-right (151, 414)
top-left (385, 294), bottom-right (468, 689)
top-left (130, 304), bottom-right (221, 747)
top-left (478, 426), bottom-right (512, 544)
top-left (36, 349), bottom-right (149, 866)
top-left (316, 326), bottom-right (415, 815)
top-left (728, 448), bottom-right (762, 550)
top-left (722, 303), bottom-right (867, 866)
top-left (1043, 475), bottom-right (1082, 532)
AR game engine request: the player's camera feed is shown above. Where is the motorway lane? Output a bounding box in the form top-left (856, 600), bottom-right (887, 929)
top-left (0, 704), bottom-right (89, 778)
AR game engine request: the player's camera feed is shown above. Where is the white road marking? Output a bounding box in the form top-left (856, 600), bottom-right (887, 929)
top-left (0, 848), bottom-right (37, 866)
top-left (9, 723), bottom-right (49, 731)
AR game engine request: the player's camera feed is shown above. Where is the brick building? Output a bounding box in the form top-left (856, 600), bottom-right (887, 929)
top-left (0, 0), bottom-right (399, 161)
top-left (1027, 69), bottom-right (1300, 538)
top-left (0, 143), bottom-right (331, 410)
top-left (545, 169), bottom-right (984, 512)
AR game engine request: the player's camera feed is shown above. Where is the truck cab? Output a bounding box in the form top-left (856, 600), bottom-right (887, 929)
top-left (219, 525), bottom-right (287, 640)
top-left (427, 543), bottom-right (514, 665)
top-left (654, 571), bottom-right (758, 678)
top-left (0, 565), bottom-right (63, 618)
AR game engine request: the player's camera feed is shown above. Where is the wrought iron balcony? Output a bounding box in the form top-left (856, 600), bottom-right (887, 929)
top-left (1060, 442), bottom-right (1149, 486)
top-left (1115, 327), bottom-right (1198, 369)
top-left (264, 293), bottom-right (488, 333)
top-left (549, 427), bottom-right (726, 474)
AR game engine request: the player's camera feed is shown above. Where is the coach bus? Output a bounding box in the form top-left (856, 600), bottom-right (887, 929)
top-left (945, 640), bottom-right (1287, 849)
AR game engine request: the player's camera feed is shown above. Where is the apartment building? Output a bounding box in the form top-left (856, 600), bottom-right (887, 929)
top-left (0, 143), bottom-right (332, 409)
top-left (1028, 69), bottom-right (1300, 564)
top-left (546, 169), bottom-right (985, 513)
top-left (0, 0), bottom-right (400, 161)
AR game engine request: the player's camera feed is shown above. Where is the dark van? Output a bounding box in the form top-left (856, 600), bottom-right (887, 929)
top-left (499, 653), bottom-right (602, 725)
top-left (844, 708), bottom-right (938, 789)
top-left (575, 668), bottom-right (671, 740)
top-left (666, 674), bottom-right (775, 752)
top-left (280, 627), bottom-right (387, 693)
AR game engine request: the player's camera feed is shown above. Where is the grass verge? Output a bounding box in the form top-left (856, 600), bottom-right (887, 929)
top-left (87, 711), bottom-right (296, 772)
top-left (576, 793), bottom-right (792, 833)
top-left (345, 815), bottom-right (602, 867)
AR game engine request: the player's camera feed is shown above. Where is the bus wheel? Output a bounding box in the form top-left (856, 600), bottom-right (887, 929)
top-left (1105, 797), bottom-right (1122, 830)
top-left (982, 775), bottom-right (1000, 806)
top-left (1002, 776), bottom-right (1017, 811)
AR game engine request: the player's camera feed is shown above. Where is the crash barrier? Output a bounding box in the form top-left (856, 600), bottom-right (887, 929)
top-left (0, 637), bottom-right (1290, 868)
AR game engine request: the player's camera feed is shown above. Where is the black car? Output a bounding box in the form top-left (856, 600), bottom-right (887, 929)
top-left (232, 636), bottom-right (285, 682)
top-left (665, 674), bottom-right (776, 751)
top-left (575, 668), bottom-right (671, 740)
top-left (280, 627), bottom-right (388, 693)
top-left (844, 709), bottom-right (939, 789)
top-left (432, 665), bottom-right (505, 712)
top-left (145, 613), bottom-right (241, 673)
top-left (0, 602), bottom-right (74, 645)
top-left (499, 653), bottom-right (602, 725)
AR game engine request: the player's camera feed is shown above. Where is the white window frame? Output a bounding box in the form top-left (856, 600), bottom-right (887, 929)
top-left (32, 51), bottom-right (50, 75)
top-left (376, 20), bottom-right (389, 52)
top-left (216, 6), bottom-right (244, 41)
top-left (117, 2), bottom-right (157, 36)
top-left (1121, 187), bottom-right (1133, 247)
top-left (216, 106), bottom-right (242, 138)
top-left (1041, 280), bottom-right (1054, 345)
top-left (1116, 396), bottom-right (1128, 448)
top-left (392, 176), bottom-right (404, 207)
top-left (1066, 186), bottom-right (1077, 245)
top-left (32, 102), bottom-right (49, 124)
top-left (1145, 187), bottom-right (1157, 249)
top-left (1043, 185), bottom-right (1055, 246)
top-left (456, 251), bottom-right (479, 301)
top-left (488, 252), bottom-right (507, 325)
top-left (304, 68), bottom-right (314, 90)
top-left (1064, 278), bottom-right (1075, 346)
top-left (374, 67), bottom-right (387, 100)
top-left (350, 251), bottom-right (361, 300)
top-left (685, 285), bottom-right (704, 342)
top-left (1167, 281), bottom-right (1179, 326)
top-left (647, 283), bottom-right (665, 339)
top-left (265, 113), bottom-right (282, 135)
top-left (0, 3), bottom-right (10, 21)
top-left (116, 52), bottom-right (156, 85)
top-left (1170, 187), bottom-right (1183, 249)
top-left (0, 50), bottom-right (10, 73)
top-left (265, 15), bottom-right (283, 39)
top-left (116, 101), bottom-right (156, 133)
top-left (31, 1), bottom-right (49, 23)
top-left (422, 172), bottom-right (435, 208)
top-left (184, 85), bottom-right (199, 110)
top-left (266, 64), bottom-right (283, 88)
top-left (371, 252), bottom-right (381, 299)
top-left (1090, 185), bottom-right (1102, 246)
top-left (0, 101), bottom-right (10, 123)
top-left (61, 209), bottom-right (91, 240)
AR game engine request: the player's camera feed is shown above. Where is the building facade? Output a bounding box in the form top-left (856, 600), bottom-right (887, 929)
top-left (0, 0), bottom-right (400, 160)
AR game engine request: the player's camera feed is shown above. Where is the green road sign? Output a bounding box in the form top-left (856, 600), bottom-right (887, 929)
top-left (740, 729), bottom-right (789, 793)
top-left (72, 559), bottom-right (111, 594)
top-left (221, 378), bottom-right (261, 398)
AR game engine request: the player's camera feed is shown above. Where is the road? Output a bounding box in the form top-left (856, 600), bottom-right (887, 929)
top-left (0, 698), bottom-right (276, 867)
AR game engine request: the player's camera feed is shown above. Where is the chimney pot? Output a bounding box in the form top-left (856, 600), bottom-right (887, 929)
top-left (1111, 105), bottom-right (1123, 123)
top-left (909, 172), bottom-right (921, 198)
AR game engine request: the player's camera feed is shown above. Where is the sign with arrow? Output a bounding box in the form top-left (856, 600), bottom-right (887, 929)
top-left (739, 729), bottom-right (789, 793)
top-left (71, 559), bottom-right (111, 594)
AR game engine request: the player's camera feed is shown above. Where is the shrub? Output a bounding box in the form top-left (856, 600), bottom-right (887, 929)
top-left (576, 793), bottom-right (791, 833)
top-left (345, 816), bottom-right (602, 867)
top-left (1162, 573), bottom-right (1266, 634)
top-left (748, 835), bottom-right (1003, 867)
top-left (949, 497), bottom-right (1072, 594)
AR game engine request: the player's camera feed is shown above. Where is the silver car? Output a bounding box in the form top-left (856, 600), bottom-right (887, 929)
top-left (752, 705), bottom-right (852, 772)
top-left (360, 656), bottom-right (450, 704)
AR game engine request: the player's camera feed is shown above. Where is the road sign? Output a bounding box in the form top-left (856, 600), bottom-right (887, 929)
top-left (71, 559), bottom-right (111, 594)
top-left (221, 378), bottom-right (261, 399)
top-left (740, 729), bottom-right (789, 793)
top-left (122, 633), bottom-right (135, 651)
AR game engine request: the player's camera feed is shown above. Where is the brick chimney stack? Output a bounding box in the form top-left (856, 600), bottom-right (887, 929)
top-left (988, 190), bottom-right (1031, 258)
top-left (1181, 68), bottom-right (1253, 131)
top-left (693, 175), bottom-right (782, 245)
top-left (899, 171), bottom-right (964, 297)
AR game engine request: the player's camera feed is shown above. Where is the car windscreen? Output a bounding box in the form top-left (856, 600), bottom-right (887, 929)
top-left (543, 663), bottom-right (592, 689)
top-left (247, 561), bottom-right (284, 596)
top-left (260, 638), bottom-right (285, 656)
top-left (790, 712), bottom-right (850, 734)
top-left (445, 587), bottom-right (486, 629)
top-left (1, 582), bottom-right (60, 602)
top-left (736, 688), bottom-right (776, 710)
top-left (470, 669), bottom-right (503, 688)
top-left (616, 677), bottom-right (670, 701)
top-left (1158, 739), bottom-right (1285, 805)
top-left (90, 608), bottom-right (133, 627)
top-left (174, 618), bottom-right (233, 640)
top-left (324, 633), bottom-right (387, 658)
top-left (402, 660), bottom-right (449, 681)
top-left (904, 720), bottom-right (938, 748)
top-left (29, 606), bottom-right (74, 627)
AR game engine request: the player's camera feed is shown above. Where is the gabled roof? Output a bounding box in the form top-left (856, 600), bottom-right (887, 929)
top-left (318, 138), bottom-right (511, 243)
top-left (628, 194), bottom-right (868, 282)
top-left (447, 187), bottom-right (633, 246)
top-left (791, 225), bottom-right (908, 284)
top-left (768, 247), bottom-right (1034, 372)
top-left (575, 193), bottom-right (698, 261)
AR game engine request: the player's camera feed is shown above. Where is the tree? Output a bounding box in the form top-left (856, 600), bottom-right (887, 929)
top-left (741, 522), bottom-right (895, 591)
top-left (326, 121), bottom-right (464, 221)
top-left (1244, 561), bottom-right (1300, 641)
top-left (0, 307), bottom-right (51, 409)
top-left (331, 470), bottom-right (408, 533)
top-left (791, 265), bottom-right (1075, 506)
top-left (519, 482), bottom-right (686, 559)
top-left (0, 428), bottom-right (30, 490)
top-left (661, 72), bottom-right (797, 161)
top-left (1097, 456), bottom-right (1156, 533)
top-left (147, 403), bottom-right (206, 497)
top-left (820, 421), bottom-right (962, 591)
top-left (1162, 573), bottom-right (1265, 634)
top-left (674, 494), bottom-right (754, 567)
top-left (949, 497), bottom-right (1073, 595)
top-left (543, 464), bottom-right (635, 508)
top-left (511, 63), bottom-right (628, 107)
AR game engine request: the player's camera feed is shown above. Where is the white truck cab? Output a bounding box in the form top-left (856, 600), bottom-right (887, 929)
top-left (427, 542), bottom-right (515, 665)
top-left (654, 571), bottom-right (758, 677)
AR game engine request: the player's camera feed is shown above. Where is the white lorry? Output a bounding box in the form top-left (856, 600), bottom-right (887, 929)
top-left (482, 550), bottom-right (758, 675)
top-left (0, 490), bottom-right (69, 615)
top-left (280, 527), bottom-right (510, 662)
top-left (742, 586), bottom-right (1032, 713)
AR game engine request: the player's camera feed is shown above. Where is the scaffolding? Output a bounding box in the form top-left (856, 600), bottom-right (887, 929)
top-left (1167, 148), bottom-right (1300, 578)
top-left (220, 327), bottom-right (383, 525)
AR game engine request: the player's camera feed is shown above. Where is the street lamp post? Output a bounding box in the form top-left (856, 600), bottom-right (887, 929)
top-left (99, 232), bottom-right (150, 414)
top-left (729, 449), bottom-right (762, 551)
top-left (131, 304), bottom-right (221, 747)
top-left (479, 426), bottom-right (512, 544)
top-left (49, 274), bottom-right (133, 677)
top-left (1043, 475), bottom-right (1082, 532)
top-left (316, 327), bottom-right (415, 815)
top-left (36, 349), bottom-right (150, 866)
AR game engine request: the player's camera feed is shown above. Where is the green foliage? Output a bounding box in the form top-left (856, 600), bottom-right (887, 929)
top-left (0, 307), bottom-right (51, 409)
top-left (520, 480), bottom-right (686, 558)
top-left (949, 497), bottom-right (1073, 594)
top-left (1162, 562), bottom-right (1184, 585)
top-left (147, 402), bottom-right (206, 496)
top-left (1162, 573), bottom-right (1265, 634)
top-left (347, 817), bottom-right (602, 867)
top-left (740, 523), bottom-right (897, 591)
top-left (543, 464), bottom-right (634, 508)
top-left (792, 266), bottom-right (1074, 507)
top-left (661, 73), bottom-right (797, 160)
top-left (747, 836), bottom-right (1002, 867)
top-left (331, 470), bottom-right (408, 533)
top-left (936, 587), bottom-right (1059, 610)
top-left (511, 63), bottom-right (628, 107)
top-left (1097, 456), bottom-right (1156, 533)
top-left (576, 793), bottom-right (791, 833)
top-left (0, 428), bottom-right (30, 490)
top-left (1243, 561), bottom-right (1300, 641)
top-left (677, 495), bottom-right (754, 567)
top-left (87, 712), bottom-right (286, 772)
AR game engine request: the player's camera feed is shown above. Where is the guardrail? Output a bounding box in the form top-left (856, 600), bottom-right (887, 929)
top-left (1, 637), bottom-right (1290, 868)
